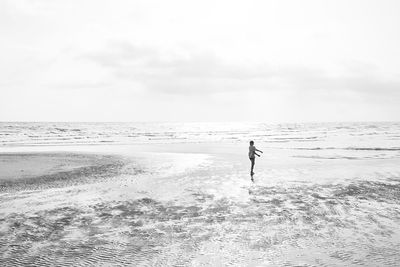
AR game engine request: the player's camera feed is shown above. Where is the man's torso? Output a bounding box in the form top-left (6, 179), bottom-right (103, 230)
top-left (249, 145), bottom-right (256, 158)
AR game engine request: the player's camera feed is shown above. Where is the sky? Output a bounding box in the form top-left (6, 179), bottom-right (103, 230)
top-left (1, 0), bottom-right (399, 122)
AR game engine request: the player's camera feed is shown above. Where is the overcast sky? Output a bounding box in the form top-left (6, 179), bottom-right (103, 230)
top-left (1, 0), bottom-right (399, 122)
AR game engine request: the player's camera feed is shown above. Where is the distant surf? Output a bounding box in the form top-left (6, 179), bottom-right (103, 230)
top-left (1, 122), bottom-right (399, 151)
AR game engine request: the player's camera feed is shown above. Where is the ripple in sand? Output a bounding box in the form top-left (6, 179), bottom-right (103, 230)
top-left (1, 179), bottom-right (400, 266)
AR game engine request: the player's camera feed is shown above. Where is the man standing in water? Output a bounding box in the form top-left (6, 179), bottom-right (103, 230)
top-left (249, 140), bottom-right (263, 181)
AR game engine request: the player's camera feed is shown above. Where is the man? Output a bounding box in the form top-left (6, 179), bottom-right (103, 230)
top-left (249, 140), bottom-right (263, 181)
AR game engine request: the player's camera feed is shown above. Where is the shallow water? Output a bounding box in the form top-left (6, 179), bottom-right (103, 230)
top-left (1, 122), bottom-right (400, 266)
top-left (1, 122), bottom-right (399, 151)
top-left (1, 143), bottom-right (400, 266)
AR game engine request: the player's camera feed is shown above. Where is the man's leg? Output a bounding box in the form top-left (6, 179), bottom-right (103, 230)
top-left (250, 158), bottom-right (255, 175)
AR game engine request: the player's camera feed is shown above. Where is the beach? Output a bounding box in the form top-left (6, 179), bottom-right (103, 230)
top-left (1, 122), bottom-right (400, 266)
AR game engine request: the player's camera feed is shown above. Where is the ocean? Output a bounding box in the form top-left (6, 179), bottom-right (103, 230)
top-left (1, 121), bottom-right (400, 150)
top-left (0, 122), bottom-right (400, 266)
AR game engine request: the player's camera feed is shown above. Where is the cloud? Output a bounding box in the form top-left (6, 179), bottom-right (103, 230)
top-left (82, 42), bottom-right (400, 102)
top-left (83, 42), bottom-right (304, 94)
top-left (83, 47), bottom-right (293, 86)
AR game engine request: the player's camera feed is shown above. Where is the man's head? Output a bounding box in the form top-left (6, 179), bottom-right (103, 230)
top-left (250, 140), bottom-right (254, 146)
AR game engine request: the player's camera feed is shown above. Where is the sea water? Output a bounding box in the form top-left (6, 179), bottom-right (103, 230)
top-left (0, 122), bottom-right (400, 266)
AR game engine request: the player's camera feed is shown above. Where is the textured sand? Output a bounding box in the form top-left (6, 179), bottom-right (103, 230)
top-left (0, 153), bottom-right (111, 180)
top-left (0, 145), bottom-right (399, 266)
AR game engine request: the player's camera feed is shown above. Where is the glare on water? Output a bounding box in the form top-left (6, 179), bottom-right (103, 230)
top-left (0, 122), bottom-right (400, 266)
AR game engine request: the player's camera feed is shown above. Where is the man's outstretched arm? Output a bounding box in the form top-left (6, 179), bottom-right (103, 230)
top-left (256, 149), bottom-right (263, 153)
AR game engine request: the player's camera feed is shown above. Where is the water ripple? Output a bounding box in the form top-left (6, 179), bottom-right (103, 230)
top-left (1, 178), bottom-right (400, 266)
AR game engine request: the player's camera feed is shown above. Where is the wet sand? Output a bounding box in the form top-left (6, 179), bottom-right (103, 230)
top-left (0, 153), bottom-right (127, 191)
top-left (0, 152), bottom-right (123, 180)
top-left (0, 144), bottom-right (400, 266)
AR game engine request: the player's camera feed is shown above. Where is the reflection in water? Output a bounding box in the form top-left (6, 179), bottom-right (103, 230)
top-left (1, 175), bottom-right (400, 266)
